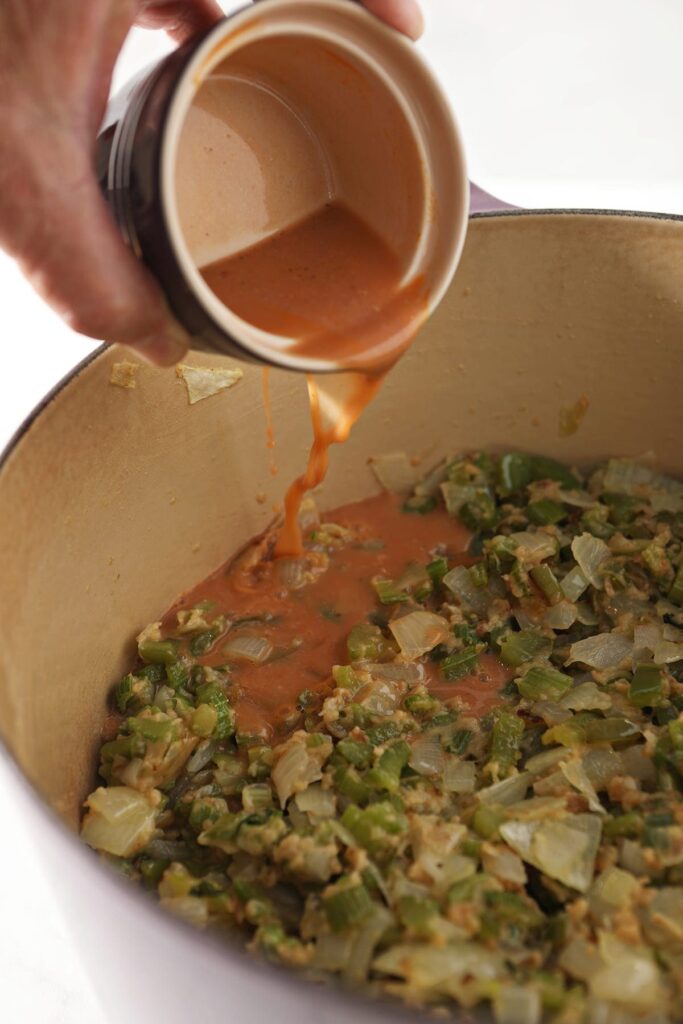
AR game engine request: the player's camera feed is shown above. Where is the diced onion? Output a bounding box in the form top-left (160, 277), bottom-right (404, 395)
top-left (560, 566), bottom-right (590, 602)
top-left (510, 531), bottom-right (557, 565)
top-left (442, 757), bottom-right (476, 793)
top-left (560, 758), bottom-right (605, 814)
top-left (493, 985), bottom-right (541, 1024)
top-left (443, 565), bottom-right (490, 615)
top-left (277, 558), bottom-right (308, 590)
top-left (295, 783), bottom-right (336, 819)
top-left (186, 739), bottom-right (217, 774)
top-left (560, 681), bottom-right (611, 712)
top-left (369, 452), bottom-right (419, 494)
top-left (567, 632), bottom-right (633, 669)
top-left (571, 533), bottom-right (611, 589)
top-left (409, 733), bottom-right (446, 776)
top-left (224, 634), bottom-right (273, 663)
top-left (500, 813), bottom-right (602, 893)
top-left (543, 600), bottom-right (577, 630)
top-left (389, 611), bottom-right (450, 659)
top-left (81, 786), bottom-right (157, 857)
top-left (478, 771), bottom-right (532, 806)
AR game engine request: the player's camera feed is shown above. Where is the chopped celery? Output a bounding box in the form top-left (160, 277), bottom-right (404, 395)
top-left (629, 665), bottom-right (665, 708)
top-left (372, 579), bottom-right (409, 605)
top-left (528, 499), bottom-right (566, 525)
top-left (488, 711), bottom-right (524, 777)
top-left (195, 682), bottom-right (234, 740)
top-left (499, 629), bottom-right (552, 667)
top-left (518, 666), bottom-right (573, 701)
top-left (530, 563), bottom-right (562, 604)
top-left (426, 557), bottom-right (449, 586)
top-left (324, 877), bottom-right (374, 932)
top-left (138, 639), bottom-right (178, 665)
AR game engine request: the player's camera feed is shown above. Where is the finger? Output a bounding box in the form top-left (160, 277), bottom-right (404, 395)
top-left (136, 1), bottom-right (224, 44)
top-left (8, 136), bottom-right (188, 366)
top-left (360, 0), bottom-right (424, 40)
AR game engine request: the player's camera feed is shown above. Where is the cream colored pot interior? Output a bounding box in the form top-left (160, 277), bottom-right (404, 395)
top-left (1, 213), bottom-right (683, 827)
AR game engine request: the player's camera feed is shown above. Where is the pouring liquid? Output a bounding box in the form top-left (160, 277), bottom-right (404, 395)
top-left (200, 200), bottom-right (428, 554)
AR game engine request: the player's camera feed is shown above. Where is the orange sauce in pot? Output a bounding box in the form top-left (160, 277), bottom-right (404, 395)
top-left (166, 493), bottom-right (511, 739)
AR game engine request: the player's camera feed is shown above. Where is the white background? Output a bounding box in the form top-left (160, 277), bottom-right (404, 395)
top-left (1, 2), bottom-right (682, 1021)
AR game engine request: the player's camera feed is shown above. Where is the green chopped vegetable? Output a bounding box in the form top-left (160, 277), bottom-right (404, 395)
top-left (84, 449), bottom-right (683, 1023)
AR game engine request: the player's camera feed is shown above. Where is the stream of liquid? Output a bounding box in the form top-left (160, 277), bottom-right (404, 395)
top-left (200, 200), bottom-right (428, 555)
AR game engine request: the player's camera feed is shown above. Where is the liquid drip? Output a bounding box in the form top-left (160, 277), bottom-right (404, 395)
top-left (261, 368), bottom-right (278, 477)
top-left (200, 201), bottom-right (428, 553)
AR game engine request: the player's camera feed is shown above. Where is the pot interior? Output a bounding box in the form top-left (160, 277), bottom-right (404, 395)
top-left (1, 212), bottom-right (683, 827)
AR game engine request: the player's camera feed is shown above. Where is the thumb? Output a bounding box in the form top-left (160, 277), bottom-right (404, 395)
top-left (5, 128), bottom-right (188, 366)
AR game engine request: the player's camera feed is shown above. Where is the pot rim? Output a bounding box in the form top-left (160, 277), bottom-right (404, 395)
top-left (2, 204), bottom-right (682, 1022)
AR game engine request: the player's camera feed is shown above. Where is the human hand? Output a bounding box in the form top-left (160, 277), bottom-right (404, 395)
top-left (0, 1), bottom-right (423, 367)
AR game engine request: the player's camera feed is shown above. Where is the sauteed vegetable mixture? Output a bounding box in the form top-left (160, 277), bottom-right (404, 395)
top-left (83, 452), bottom-right (683, 1023)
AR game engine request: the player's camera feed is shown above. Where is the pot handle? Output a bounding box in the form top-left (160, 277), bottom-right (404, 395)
top-left (470, 182), bottom-right (517, 214)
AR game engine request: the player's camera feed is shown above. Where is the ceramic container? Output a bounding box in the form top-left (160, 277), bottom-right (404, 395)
top-left (97, 0), bottom-right (468, 371)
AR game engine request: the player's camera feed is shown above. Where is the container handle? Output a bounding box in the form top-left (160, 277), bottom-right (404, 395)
top-left (470, 182), bottom-right (517, 215)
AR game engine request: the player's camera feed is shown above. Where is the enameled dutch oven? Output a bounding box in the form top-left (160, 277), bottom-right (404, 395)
top-left (1, 191), bottom-right (683, 1022)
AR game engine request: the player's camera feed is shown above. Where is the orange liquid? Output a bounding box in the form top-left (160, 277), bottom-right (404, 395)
top-left (167, 492), bottom-right (511, 739)
top-left (200, 202), bottom-right (428, 557)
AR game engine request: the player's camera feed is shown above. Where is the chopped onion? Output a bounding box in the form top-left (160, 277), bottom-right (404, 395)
top-left (389, 611), bottom-right (450, 659)
top-left (145, 837), bottom-right (190, 859)
top-left (560, 566), bottom-right (590, 602)
top-left (525, 747), bottom-right (568, 774)
top-left (81, 786), bottom-right (157, 858)
top-left (560, 681), bottom-right (612, 712)
top-left (224, 634), bottom-right (273, 663)
top-left (369, 452), bottom-right (419, 494)
top-left (620, 744), bottom-right (657, 784)
top-left (357, 679), bottom-right (401, 715)
top-left (483, 847), bottom-right (528, 887)
top-left (531, 701), bottom-right (571, 725)
top-left (160, 895), bottom-right (209, 929)
top-left (582, 748), bottom-right (624, 790)
top-left (478, 771), bottom-right (532, 806)
top-left (493, 985), bottom-right (541, 1024)
top-left (589, 866), bottom-right (639, 921)
top-left (442, 757), bottom-right (476, 793)
top-left (500, 813), bottom-right (602, 893)
top-left (313, 932), bottom-right (354, 972)
top-left (560, 758), bottom-right (605, 814)
top-left (567, 631), bottom-right (633, 669)
top-left (295, 783), bottom-right (336, 819)
top-left (543, 600), bottom-right (577, 630)
top-left (559, 489), bottom-right (597, 509)
top-left (653, 639), bottom-right (683, 664)
top-left (443, 565), bottom-right (490, 616)
top-left (604, 457), bottom-right (683, 512)
top-left (590, 933), bottom-right (662, 1010)
top-left (510, 531), bottom-right (558, 564)
top-left (559, 937), bottom-right (600, 982)
top-left (409, 733), bottom-right (446, 776)
top-left (373, 942), bottom-right (504, 989)
top-left (571, 533), bottom-right (611, 589)
top-left (298, 495), bottom-right (320, 532)
top-left (272, 733), bottom-right (332, 807)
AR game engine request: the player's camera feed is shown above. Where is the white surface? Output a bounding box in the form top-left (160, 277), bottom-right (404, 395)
top-left (1, 2), bottom-right (682, 1021)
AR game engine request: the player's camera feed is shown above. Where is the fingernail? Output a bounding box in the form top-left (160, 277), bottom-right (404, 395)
top-left (131, 327), bottom-right (188, 367)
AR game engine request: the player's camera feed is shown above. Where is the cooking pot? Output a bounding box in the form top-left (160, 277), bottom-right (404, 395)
top-left (1, 191), bottom-right (682, 1023)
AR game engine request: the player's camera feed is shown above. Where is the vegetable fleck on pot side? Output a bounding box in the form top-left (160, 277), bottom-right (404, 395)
top-left (82, 451), bottom-right (683, 1022)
